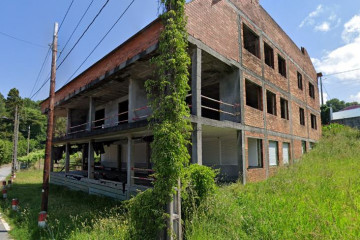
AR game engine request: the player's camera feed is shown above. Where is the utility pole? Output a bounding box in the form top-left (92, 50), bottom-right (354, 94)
top-left (40, 22), bottom-right (58, 221)
top-left (27, 125), bottom-right (31, 155)
top-left (11, 105), bottom-right (19, 178)
top-left (317, 72), bottom-right (324, 106)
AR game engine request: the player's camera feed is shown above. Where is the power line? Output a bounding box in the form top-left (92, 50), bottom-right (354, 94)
top-left (0, 31), bottom-right (47, 48)
top-left (57, 0), bottom-right (110, 70)
top-left (29, 47), bottom-right (52, 98)
top-left (58, 0), bottom-right (75, 33)
top-left (64, 0), bottom-right (135, 86)
top-left (58, 0), bottom-right (95, 60)
top-left (30, 74), bottom-right (51, 100)
top-left (323, 67), bottom-right (360, 77)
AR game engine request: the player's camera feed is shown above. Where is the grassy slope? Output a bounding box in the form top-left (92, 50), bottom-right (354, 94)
top-left (1, 124), bottom-right (359, 239)
top-left (0, 170), bottom-right (128, 240)
top-left (186, 125), bottom-right (360, 239)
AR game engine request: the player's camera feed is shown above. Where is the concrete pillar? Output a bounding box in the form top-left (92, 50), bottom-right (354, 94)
top-left (66, 108), bottom-right (71, 134)
top-left (192, 123), bottom-right (202, 165)
top-left (191, 48), bottom-right (202, 117)
top-left (88, 140), bottom-right (94, 179)
top-left (237, 130), bottom-right (246, 184)
top-left (167, 179), bottom-right (182, 240)
top-left (87, 97), bottom-right (95, 131)
top-left (126, 135), bottom-right (134, 199)
top-left (65, 143), bottom-right (70, 173)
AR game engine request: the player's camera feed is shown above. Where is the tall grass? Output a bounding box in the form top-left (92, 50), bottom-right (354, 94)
top-left (186, 125), bottom-right (360, 239)
top-left (0, 169), bottom-right (128, 239)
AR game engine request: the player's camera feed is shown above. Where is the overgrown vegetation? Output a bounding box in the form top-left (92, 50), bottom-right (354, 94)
top-left (0, 168), bottom-right (127, 240)
top-left (0, 88), bottom-right (47, 165)
top-left (186, 124), bottom-right (360, 239)
top-left (128, 0), bottom-right (193, 238)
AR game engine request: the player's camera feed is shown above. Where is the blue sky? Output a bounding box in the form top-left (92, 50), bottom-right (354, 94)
top-left (0, 0), bottom-right (360, 104)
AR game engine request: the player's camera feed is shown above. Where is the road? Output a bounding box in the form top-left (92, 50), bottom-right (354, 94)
top-left (0, 164), bottom-right (12, 240)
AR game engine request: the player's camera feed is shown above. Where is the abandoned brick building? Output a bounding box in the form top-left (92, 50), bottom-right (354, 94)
top-left (40, 0), bottom-right (321, 200)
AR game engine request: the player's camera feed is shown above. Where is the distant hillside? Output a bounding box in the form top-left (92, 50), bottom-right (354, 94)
top-left (186, 124), bottom-right (360, 239)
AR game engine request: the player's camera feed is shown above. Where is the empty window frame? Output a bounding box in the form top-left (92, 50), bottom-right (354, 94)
top-left (246, 80), bottom-right (263, 110)
top-left (299, 107), bottom-right (305, 126)
top-left (264, 42), bottom-right (274, 68)
top-left (309, 82), bottom-right (315, 99)
top-left (94, 109), bottom-right (105, 128)
top-left (269, 141), bottom-right (279, 166)
top-left (266, 90), bottom-right (277, 115)
top-left (302, 140), bottom-right (307, 154)
top-left (243, 24), bottom-right (260, 58)
top-left (282, 142), bottom-right (290, 165)
top-left (248, 138), bottom-right (263, 168)
top-left (278, 54), bottom-right (287, 77)
top-left (280, 98), bottom-right (289, 120)
top-left (311, 114), bottom-right (317, 129)
top-left (297, 72), bottom-right (303, 90)
top-left (118, 100), bottom-right (129, 124)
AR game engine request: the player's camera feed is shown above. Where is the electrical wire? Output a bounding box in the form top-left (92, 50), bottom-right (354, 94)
top-left (29, 47), bottom-right (52, 98)
top-left (323, 67), bottom-right (360, 77)
top-left (58, 0), bottom-right (75, 33)
top-left (64, 0), bottom-right (135, 85)
top-left (56, 0), bottom-right (110, 70)
top-left (0, 31), bottom-right (47, 48)
top-left (58, 0), bottom-right (95, 60)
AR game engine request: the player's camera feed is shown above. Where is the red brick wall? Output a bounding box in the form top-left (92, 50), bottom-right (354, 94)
top-left (186, 0), bottom-right (239, 62)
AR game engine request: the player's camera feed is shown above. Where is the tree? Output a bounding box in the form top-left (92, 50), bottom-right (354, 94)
top-left (0, 93), bottom-right (6, 117)
top-left (5, 88), bottom-right (22, 118)
top-left (325, 98), bottom-right (359, 112)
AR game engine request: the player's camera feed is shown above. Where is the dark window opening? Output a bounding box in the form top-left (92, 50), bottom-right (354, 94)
top-left (94, 109), bottom-right (105, 128)
top-left (243, 24), bottom-right (260, 58)
top-left (246, 80), bottom-right (262, 110)
top-left (118, 100), bottom-right (129, 124)
top-left (302, 141), bottom-right (307, 154)
top-left (280, 98), bottom-right (289, 120)
top-left (278, 55), bottom-right (287, 77)
top-left (297, 72), bottom-right (303, 90)
top-left (311, 114), bottom-right (317, 129)
top-left (202, 83), bottom-right (220, 120)
top-left (299, 107), bottom-right (305, 126)
top-left (266, 90), bottom-right (277, 115)
top-left (309, 82), bottom-right (315, 99)
top-left (264, 42), bottom-right (274, 68)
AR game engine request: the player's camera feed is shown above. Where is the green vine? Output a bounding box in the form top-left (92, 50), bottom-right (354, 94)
top-left (128, 0), bottom-right (191, 238)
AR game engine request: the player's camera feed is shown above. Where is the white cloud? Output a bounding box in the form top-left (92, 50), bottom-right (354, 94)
top-left (299, 5), bottom-right (340, 32)
top-left (312, 15), bottom-right (360, 84)
top-left (299, 5), bottom-right (323, 28)
top-left (342, 15), bottom-right (360, 43)
top-left (315, 22), bottom-right (331, 32)
top-left (350, 92), bottom-right (360, 102)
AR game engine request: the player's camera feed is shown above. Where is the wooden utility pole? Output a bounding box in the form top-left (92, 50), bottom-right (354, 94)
top-left (27, 125), bottom-right (31, 155)
top-left (317, 72), bottom-right (324, 106)
top-left (11, 105), bottom-right (19, 177)
top-left (40, 22), bottom-right (58, 214)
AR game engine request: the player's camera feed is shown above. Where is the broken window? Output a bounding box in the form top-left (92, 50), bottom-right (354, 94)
top-left (243, 24), bottom-right (260, 58)
top-left (309, 82), bottom-right (315, 99)
top-left (248, 138), bottom-right (263, 168)
top-left (266, 90), bottom-right (276, 115)
top-left (246, 80), bottom-right (262, 110)
top-left (311, 114), bottom-right (317, 129)
top-left (269, 141), bottom-right (279, 166)
top-left (278, 54), bottom-right (287, 77)
top-left (280, 98), bottom-right (289, 120)
top-left (94, 109), bottom-right (105, 128)
top-left (297, 72), bottom-right (303, 90)
top-left (264, 42), bottom-right (274, 68)
top-left (118, 100), bottom-right (129, 124)
top-left (299, 107), bottom-right (305, 126)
